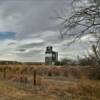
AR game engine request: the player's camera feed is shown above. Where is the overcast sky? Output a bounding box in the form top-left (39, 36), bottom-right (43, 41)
top-left (0, 0), bottom-right (94, 62)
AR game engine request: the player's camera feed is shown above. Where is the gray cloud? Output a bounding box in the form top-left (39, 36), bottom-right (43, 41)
top-left (0, 0), bottom-right (93, 62)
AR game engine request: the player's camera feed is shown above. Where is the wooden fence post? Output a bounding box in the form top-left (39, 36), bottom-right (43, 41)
top-left (3, 67), bottom-right (6, 79)
top-left (33, 69), bottom-right (37, 85)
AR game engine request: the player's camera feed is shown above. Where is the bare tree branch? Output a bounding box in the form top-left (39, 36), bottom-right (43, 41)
top-left (59, 0), bottom-right (100, 63)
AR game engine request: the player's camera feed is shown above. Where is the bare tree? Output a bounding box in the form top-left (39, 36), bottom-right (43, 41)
top-left (60, 0), bottom-right (100, 63)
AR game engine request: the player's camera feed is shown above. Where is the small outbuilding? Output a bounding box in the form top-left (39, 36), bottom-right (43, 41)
top-left (45, 46), bottom-right (58, 65)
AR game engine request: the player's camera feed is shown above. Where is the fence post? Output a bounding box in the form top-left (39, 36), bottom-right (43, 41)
top-left (3, 67), bottom-right (6, 79)
top-left (33, 69), bottom-right (37, 85)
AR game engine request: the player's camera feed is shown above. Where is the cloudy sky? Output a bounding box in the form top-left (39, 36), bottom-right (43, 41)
top-left (0, 0), bottom-right (93, 62)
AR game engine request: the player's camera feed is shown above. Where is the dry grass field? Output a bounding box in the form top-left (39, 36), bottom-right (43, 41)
top-left (0, 64), bottom-right (100, 100)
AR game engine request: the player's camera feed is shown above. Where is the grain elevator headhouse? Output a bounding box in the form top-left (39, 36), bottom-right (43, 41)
top-left (45, 46), bottom-right (58, 65)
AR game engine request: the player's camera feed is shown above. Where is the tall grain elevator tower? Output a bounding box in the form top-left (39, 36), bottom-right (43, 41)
top-left (45, 46), bottom-right (58, 65)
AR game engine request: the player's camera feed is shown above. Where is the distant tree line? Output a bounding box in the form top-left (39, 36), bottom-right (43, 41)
top-left (0, 61), bottom-right (22, 65)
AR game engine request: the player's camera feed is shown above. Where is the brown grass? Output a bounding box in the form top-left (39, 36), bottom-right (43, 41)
top-left (0, 64), bottom-right (100, 100)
